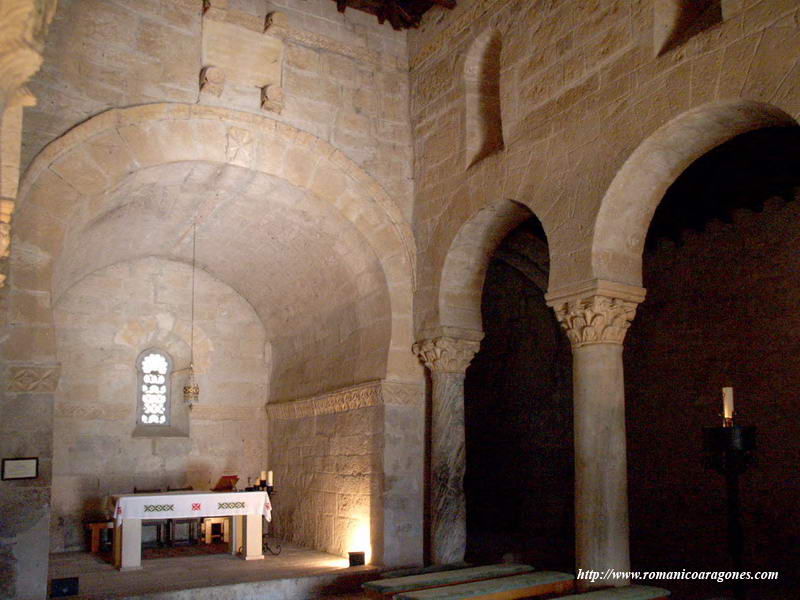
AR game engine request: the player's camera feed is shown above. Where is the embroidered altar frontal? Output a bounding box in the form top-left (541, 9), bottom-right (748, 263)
top-left (112, 491), bottom-right (271, 523)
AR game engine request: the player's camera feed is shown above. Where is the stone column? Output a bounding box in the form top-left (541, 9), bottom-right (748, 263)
top-left (413, 336), bottom-right (481, 565)
top-left (546, 280), bottom-right (645, 589)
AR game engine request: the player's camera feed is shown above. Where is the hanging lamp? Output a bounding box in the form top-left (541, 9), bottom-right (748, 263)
top-left (183, 223), bottom-right (200, 406)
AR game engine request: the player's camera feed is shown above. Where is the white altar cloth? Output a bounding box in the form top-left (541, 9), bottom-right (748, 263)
top-left (112, 491), bottom-right (271, 524)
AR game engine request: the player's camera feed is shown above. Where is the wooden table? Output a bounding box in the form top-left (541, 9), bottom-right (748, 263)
top-left (110, 491), bottom-right (271, 570)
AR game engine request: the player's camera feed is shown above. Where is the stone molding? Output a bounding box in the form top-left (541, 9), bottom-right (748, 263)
top-left (412, 337), bottom-right (481, 373)
top-left (545, 280), bottom-right (646, 348)
top-left (266, 380), bottom-right (423, 420)
top-left (7, 364), bottom-right (60, 392)
top-left (382, 380), bottom-right (424, 406)
top-left (410, 0), bottom-right (513, 71)
top-left (267, 380), bottom-right (382, 420)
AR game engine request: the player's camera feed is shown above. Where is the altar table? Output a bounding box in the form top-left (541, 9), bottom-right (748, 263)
top-left (111, 491), bottom-right (271, 570)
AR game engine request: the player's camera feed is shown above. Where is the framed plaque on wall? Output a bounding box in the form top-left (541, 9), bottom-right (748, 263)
top-left (1, 457), bottom-right (38, 480)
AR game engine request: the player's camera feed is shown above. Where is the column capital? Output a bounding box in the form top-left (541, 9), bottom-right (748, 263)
top-left (545, 279), bottom-right (646, 348)
top-left (412, 336), bottom-right (481, 373)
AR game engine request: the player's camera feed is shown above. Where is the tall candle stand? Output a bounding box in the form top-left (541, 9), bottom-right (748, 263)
top-left (702, 417), bottom-right (756, 600)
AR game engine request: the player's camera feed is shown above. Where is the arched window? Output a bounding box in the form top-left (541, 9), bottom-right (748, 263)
top-left (137, 349), bottom-right (172, 426)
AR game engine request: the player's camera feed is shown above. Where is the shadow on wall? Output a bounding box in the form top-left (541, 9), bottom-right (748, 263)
top-left (464, 217), bottom-right (574, 571)
top-left (625, 126), bottom-right (800, 599)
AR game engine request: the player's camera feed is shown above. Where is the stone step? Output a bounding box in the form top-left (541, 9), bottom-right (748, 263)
top-left (363, 563), bottom-right (536, 598)
top-left (556, 585), bottom-right (671, 599)
top-left (393, 571), bottom-right (575, 600)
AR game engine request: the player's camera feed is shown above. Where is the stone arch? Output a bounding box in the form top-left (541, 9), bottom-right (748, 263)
top-left (591, 100), bottom-right (798, 288)
top-left (436, 199), bottom-right (536, 337)
top-left (12, 103), bottom-right (418, 396)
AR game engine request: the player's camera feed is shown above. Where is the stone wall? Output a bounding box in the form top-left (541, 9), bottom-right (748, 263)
top-left (625, 198), bottom-right (800, 598)
top-left (23, 0), bottom-right (413, 219)
top-left (50, 257), bottom-right (268, 551)
top-left (408, 0), bottom-right (800, 332)
top-left (267, 380), bottom-right (423, 567)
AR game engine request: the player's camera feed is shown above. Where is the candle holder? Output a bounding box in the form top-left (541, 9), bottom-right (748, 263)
top-left (702, 425), bottom-right (757, 600)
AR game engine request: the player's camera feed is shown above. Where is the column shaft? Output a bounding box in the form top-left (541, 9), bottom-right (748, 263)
top-left (430, 370), bottom-right (467, 564)
top-left (573, 343), bottom-right (630, 587)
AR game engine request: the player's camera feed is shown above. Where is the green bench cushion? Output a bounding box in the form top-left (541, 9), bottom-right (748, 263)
top-left (364, 563), bottom-right (534, 595)
top-left (556, 585), bottom-right (670, 599)
top-left (394, 571), bottom-right (574, 600)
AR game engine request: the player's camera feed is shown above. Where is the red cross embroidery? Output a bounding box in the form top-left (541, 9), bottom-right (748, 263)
top-left (192, 503), bottom-right (201, 511)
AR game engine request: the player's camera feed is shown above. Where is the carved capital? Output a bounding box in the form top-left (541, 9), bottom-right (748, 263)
top-left (546, 280), bottom-right (646, 348)
top-left (413, 337), bottom-right (481, 373)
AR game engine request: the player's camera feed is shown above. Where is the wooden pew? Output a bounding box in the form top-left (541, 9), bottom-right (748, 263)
top-left (393, 571), bottom-right (575, 600)
top-left (363, 563), bottom-right (535, 598)
top-left (555, 585), bottom-right (671, 599)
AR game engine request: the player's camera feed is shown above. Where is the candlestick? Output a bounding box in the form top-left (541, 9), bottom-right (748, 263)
top-left (267, 470), bottom-right (273, 486)
top-left (260, 470), bottom-right (267, 483)
top-left (723, 387), bottom-right (734, 427)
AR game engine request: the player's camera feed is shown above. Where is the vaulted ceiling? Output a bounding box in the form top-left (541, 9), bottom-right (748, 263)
top-left (331, 0), bottom-right (455, 30)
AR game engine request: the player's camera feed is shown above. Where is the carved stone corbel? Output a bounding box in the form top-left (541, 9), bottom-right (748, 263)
top-left (260, 84), bottom-right (284, 114)
top-left (199, 65), bottom-right (225, 97)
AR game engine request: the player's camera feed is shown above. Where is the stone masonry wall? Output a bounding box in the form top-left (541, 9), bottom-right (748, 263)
top-left (268, 383), bottom-right (382, 561)
top-left (408, 0), bottom-right (800, 329)
top-left (624, 199), bottom-right (800, 598)
top-left (23, 0), bottom-right (414, 220)
top-left (267, 380), bottom-right (424, 566)
top-left (50, 257), bottom-right (268, 551)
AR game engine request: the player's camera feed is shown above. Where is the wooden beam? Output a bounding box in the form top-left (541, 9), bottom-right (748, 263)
top-left (429, 0), bottom-right (457, 8)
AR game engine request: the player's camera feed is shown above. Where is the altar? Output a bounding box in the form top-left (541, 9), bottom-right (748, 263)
top-left (111, 490), bottom-right (271, 570)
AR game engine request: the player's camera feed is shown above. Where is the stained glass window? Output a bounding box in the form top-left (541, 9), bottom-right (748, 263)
top-left (138, 350), bottom-right (170, 426)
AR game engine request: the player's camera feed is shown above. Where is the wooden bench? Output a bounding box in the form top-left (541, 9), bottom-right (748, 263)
top-left (393, 571), bottom-right (575, 600)
top-left (556, 585), bottom-right (671, 599)
top-left (364, 563), bottom-right (535, 598)
top-left (380, 562), bottom-right (471, 579)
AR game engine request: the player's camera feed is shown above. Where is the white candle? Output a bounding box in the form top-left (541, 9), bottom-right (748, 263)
top-left (260, 470), bottom-right (267, 483)
top-left (722, 387), bottom-right (734, 422)
top-left (267, 470), bottom-right (273, 486)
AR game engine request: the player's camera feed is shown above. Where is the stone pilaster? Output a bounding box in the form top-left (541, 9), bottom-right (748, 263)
top-left (413, 336), bottom-right (481, 565)
top-left (0, 0), bottom-right (57, 288)
top-left (546, 280), bottom-right (645, 589)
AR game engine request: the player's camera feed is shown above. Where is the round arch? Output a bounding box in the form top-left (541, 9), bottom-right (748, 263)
top-left (13, 103), bottom-right (419, 390)
top-left (591, 100), bottom-right (798, 287)
top-left (434, 199), bottom-right (536, 338)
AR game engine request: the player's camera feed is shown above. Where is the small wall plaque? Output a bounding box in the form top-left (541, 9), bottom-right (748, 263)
top-left (2, 457), bottom-right (38, 480)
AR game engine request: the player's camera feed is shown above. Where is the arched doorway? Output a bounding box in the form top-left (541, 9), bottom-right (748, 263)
top-left (464, 215), bottom-right (574, 571)
top-left (625, 124), bottom-right (800, 599)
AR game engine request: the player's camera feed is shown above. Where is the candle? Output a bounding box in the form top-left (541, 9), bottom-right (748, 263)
top-left (722, 387), bottom-right (734, 425)
top-left (260, 470), bottom-right (267, 483)
top-left (267, 470), bottom-right (273, 486)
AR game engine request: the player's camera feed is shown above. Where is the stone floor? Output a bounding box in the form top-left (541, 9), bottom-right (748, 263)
top-left (49, 540), bottom-right (379, 599)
